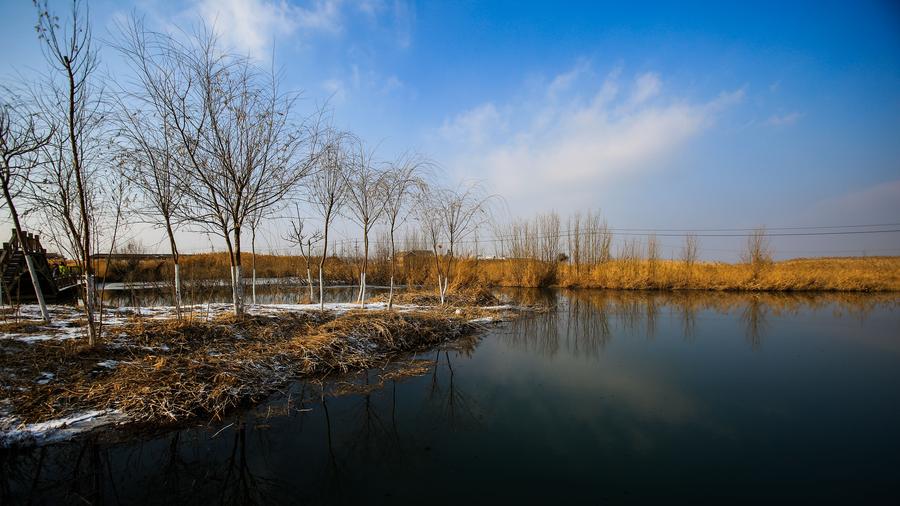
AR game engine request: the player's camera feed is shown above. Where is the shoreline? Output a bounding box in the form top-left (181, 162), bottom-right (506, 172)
top-left (0, 299), bottom-right (524, 448)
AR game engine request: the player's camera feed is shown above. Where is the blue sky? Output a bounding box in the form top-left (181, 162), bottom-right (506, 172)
top-left (1, 0), bottom-right (899, 259)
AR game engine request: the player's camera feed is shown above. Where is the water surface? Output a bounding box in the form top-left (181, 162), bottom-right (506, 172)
top-left (2, 290), bottom-right (899, 504)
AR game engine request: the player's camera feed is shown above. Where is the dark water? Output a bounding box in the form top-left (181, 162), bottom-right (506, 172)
top-left (3, 290), bottom-right (899, 504)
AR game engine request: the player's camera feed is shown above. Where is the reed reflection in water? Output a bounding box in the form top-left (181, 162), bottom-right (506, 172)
top-left (3, 289), bottom-right (900, 504)
top-left (498, 289), bottom-right (897, 355)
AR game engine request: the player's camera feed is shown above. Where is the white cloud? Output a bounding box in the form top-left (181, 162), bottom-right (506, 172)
top-left (546, 60), bottom-right (591, 99)
top-left (437, 64), bottom-right (744, 207)
top-left (322, 78), bottom-right (347, 103)
top-left (194, 0), bottom-right (343, 60)
top-left (391, 0), bottom-right (415, 49)
top-left (629, 72), bottom-right (662, 105)
top-left (440, 103), bottom-right (505, 146)
top-left (767, 111), bottom-right (802, 126)
top-left (381, 75), bottom-right (403, 94)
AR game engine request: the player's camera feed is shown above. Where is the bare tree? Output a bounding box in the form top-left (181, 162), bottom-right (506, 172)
top-left (537, 211), bottom-right (561, 263)
top-left (283, 204), bottom-right (321, 303)
top-left (646, 233), bottom-right (660, 281)
top-left (306, 129), bottom-right (350, 310)
top-left (433, 182), bottom-right (492, 303)
top-left (34, 0), bottom-right (104, 344)
top-left (343, 139), bottom-right (387, 307)
top-left (415, 189), bottom-right (447, 303)
top-left (112, 86), bottom-right (186, 316)
top-left (116, 21), bottom-right (313, 316)
top-left (382, 152), bottom-right (428, 309)
top-left (247, 207), bottom-right (266, 307)
top-left (742, 227), bottom-right (773, 275)
top-left (681, 233), bottom-right (699, 279)
top-left (0, 91), bottom-right (54, 321)
top-left (117, 20), bottom-right (193, 318)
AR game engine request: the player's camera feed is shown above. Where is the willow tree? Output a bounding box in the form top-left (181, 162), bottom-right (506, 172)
top-left (382, 153), bottom-right (428, 309)
top-left (415, 189), bottom-right (447, 304)
top-left (0, 92), bottom-right (54, 321)
top-left (436, 182), bottom-right (492, 302)
top-left (306, 129), bottom-right (350, 311)
top-left (343, 140), bottom-right (387, 308)
top-left (284, 204), bottom-right (322, 303)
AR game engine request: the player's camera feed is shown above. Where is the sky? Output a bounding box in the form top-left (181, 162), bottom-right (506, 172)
top-left (1, 0), bottom-right (899, 260)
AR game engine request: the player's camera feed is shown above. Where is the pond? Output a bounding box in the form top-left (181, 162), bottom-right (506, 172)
top-left (2, 289), bottom-right (899, 504)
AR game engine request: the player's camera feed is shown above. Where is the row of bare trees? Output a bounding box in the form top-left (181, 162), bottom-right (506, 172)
top-left (0, 1), bottom-right (494, 344)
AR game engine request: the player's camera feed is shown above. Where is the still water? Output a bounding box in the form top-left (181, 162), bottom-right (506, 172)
top-left (3, 289), bottom-right (899, 504)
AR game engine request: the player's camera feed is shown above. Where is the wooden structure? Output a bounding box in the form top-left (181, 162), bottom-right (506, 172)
top-left (0, 229), bottom-right (79, 302)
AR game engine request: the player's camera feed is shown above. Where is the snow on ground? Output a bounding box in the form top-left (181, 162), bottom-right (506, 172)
top-left (1, 300), bottom-right (514, 446)
top-left (0, 410), bottom-right (124, 448)
top-left (1, 301), bottom-right (511, 344)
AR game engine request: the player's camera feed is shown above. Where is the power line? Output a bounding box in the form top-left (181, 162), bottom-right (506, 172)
top-left (599, 223), bottom-right (900, 233)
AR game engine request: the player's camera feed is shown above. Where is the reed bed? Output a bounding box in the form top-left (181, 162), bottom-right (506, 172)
top-left (97, 252), bottom-right (900, 292)
top-left (452, 256), bottom-right (900, 292)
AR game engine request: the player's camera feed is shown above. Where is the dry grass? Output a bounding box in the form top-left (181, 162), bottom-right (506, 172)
top-left (97, 251), bottom-right (900, 292)
top-left (0, 310), bottom-right (486, 429)
top-left (452, 256), bottom-right (900, 292)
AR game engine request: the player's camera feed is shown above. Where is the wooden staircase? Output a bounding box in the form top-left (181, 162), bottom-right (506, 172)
top-left (0, 229), bottom-right (77, 303)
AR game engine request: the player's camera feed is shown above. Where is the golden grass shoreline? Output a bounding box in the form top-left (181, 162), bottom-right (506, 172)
top-left (94, 254), bottom-right (900, 292)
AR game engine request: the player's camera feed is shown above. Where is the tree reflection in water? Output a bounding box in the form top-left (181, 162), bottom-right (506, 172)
top-left (3, 289), bottom-right (897, 504)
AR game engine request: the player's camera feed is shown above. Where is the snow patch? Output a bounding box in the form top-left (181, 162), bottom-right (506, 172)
top-left (35, 372), bottom-right (54, 385)
top-left (0, 410), bottom-right (123, 448)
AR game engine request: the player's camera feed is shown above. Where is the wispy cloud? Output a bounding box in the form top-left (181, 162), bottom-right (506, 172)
top-left (321, 68), bottom-right (404, 104)
top-left (193, 0), bottom-right (343, 60)
top-left (629, 72), bottom-right (662, 106)
top-left (440, 103), bottom-right (505, 146)
top-left (438, 63), bottom-right (744, 207)
top-left (766, 111), bottom-right (802, 126)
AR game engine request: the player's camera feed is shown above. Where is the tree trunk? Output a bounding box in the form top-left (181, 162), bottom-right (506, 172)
top-left (319, 217), bottom-right (329, 311)
top-left (164, 218), bottom-right (181, 319)
top-left (251, 228), bottom-right (257, 307)
top-left (2, 190), bottom-right (50, 322)
top-left (431, 247), bottom-right (444, 305)
top-left (223, 231), bottom-right (239, 316)
top-left (233, 226), bottom-right (243, 316)
top-left (388, 228), bottom-right (396, 310)
top-left (64, 59), bottom-right (96, 345)
top-left (360, 226), bottom-right (369, 308)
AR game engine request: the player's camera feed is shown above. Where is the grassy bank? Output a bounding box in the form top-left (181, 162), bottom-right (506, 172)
top-left (0, 301), bottom-right (515, 446)
top-left (462, 256), bottom-right (900, 292)
top-left (96, 253), bottom-right (900, 292)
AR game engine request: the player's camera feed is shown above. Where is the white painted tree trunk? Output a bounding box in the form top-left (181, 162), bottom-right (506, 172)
top-left (388, 275), bottom-right (394, 310)
top-left (360, 271), bottom-right (366, 308)
top-left (23, 255), bottom-right (50, 322)
top-left (83, 272), bottom-right (97, 345)
top-left (230, 265), bottom-right (238, 316)
top-left (173, 263), bottom-right (182, 318)
top-left (252, 267), bottom-right (257, 306)
top-left (307, 267), bottom-right (314, 302)
top-left (233, 265), bottom-right (243, 316)
top-left (318, 266), bottom-right (325, 311)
